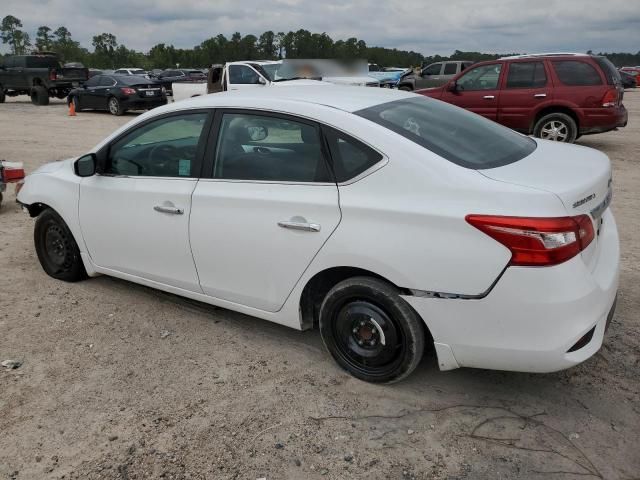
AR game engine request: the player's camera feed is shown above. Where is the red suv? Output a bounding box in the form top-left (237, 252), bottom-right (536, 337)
top-left (417, 53), bottom-right (627, 143)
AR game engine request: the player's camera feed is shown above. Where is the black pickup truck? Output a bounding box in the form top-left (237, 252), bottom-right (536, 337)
top-left (0, 53), bottom-right (88, 105)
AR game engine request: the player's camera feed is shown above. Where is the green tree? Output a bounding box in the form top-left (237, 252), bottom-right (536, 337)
top-left (92, 32), bottom-right (118, 68)
top-left (35, 26), bottom-right (53, 51)
top-left (1, 15), bottom-right (31, 54)
top-left (258, 31), bottom-right (276, 59)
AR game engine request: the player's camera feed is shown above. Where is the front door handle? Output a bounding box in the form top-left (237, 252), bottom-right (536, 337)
top-left (483, 95), bottom-right (495, 99)
top-left (534, 93), bottom-right (547, 98)
top-left (154, 205), bottom-right (184, 215)
top-left (278, 220), bottom-right (321, 232)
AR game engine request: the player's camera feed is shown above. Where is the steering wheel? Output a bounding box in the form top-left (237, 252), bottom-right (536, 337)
top-left (147, 144), bottom-right (180, 176)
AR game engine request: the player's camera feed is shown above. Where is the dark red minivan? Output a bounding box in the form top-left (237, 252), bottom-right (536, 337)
top-left (417, 53), bottom-right (628, 143)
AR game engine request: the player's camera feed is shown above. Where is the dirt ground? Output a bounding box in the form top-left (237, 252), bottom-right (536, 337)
top-left (1, 93), bottom-right (639, 480)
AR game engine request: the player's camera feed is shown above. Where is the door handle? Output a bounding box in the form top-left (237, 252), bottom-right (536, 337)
top-left (483, 95), bottom-right (495, 99)
top-left (278, 220), bottom-right (321, 232)
top-left (534, 93), bottom-right (547, 98)
top-left (154, 205), bottom-right (184, 215)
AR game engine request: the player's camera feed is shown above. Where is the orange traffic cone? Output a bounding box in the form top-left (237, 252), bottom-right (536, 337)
top-left (68, 100), bottom-right (76, 116)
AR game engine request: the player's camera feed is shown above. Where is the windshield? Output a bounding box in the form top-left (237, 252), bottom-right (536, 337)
top-left (356, 97), bottom-right (536, 169)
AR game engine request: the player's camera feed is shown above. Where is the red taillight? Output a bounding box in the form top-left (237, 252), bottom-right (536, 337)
top-left (120, 87), bottom-right (136, 95)
top-left (602, 88), bottom-right (617, 107)
top-left (466, 214), bottom-right (595, 267)
top-left (49, 69), bottom-right (57, 81)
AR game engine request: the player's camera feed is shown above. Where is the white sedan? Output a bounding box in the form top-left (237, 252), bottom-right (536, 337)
top-left (17, 86), bottom-right (619, 383)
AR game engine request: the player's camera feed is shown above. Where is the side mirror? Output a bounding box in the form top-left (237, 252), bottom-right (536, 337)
top-left (447, 81), bottom-right (458, 92)
top-left (74, 153), bottom-right (96, 177)
top-left (247, 125), bottom-right (268, 141)
top-left (258, 76), bottom-right (267, 85)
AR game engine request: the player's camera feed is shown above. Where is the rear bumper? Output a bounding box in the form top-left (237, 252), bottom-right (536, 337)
top-left (403, 209), bottom-right (620, 373)
top-left (579, 105), bottom-right (628, 135)
top-left (121, 97), bottom-right (167, 110)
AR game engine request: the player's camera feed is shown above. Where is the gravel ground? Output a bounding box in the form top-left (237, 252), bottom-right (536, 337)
top-left (0, 93), bottom-right (639, 480)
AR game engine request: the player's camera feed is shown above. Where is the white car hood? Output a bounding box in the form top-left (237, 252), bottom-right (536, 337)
top-left (322, 76), bottom-right (378, 86)
top-left (31, 158), bottom-right (74, 175)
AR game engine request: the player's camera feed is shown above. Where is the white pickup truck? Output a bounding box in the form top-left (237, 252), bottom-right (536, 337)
top-left (172, 60), bottom-right (379, 102)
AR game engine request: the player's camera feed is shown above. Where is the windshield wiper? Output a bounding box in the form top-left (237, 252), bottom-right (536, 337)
top-left (272, 77), bottom-right (308, 82)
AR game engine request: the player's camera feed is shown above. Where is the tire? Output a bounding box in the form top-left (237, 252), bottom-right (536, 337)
top-left (319, 276), bottom-right (426, 383)
top-left (533, 112), bottom-right (577, 143)
top-left (398, 85), bottom-right (412, 92)
top-left (108, 96), bottom-right (124, 116)
top-left (71, 95), bottom-right (83, 112)
top-left (0, 87), bottom-right (5, 103)
top-left (30, 85), bottom-right (50, 106)
top-left (34, 209), bottom-right (87, 282)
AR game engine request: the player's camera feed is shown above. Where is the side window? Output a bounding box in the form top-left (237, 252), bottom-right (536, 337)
top-left (114, 69), bottom-right (125, 74)
top-left (552, 61), bottom-right (602, 86)
top-left (443, 63), bottom-right (458, 75)
top-left (213, 112), bottom-right (331, 182)
top-left (324, 128), bottom-right (383, 182)
top-left (457, 63), bottom-right (502, 90)
top-left (506, 62), bottom-right (547, 88)
top-left (99, 76), bottom-right (115, 87)
top-left (106, 113), bottom-right (208, 177)
top-left (84, 76), bottom-right (101, 87)
top-left (423, 63), bottom-right (442, 76)
top-left (228, 65), bottom-right (261, 84)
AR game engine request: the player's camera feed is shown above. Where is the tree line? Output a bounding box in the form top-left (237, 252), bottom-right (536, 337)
top-left (2, 15), bottom-right (639, 69)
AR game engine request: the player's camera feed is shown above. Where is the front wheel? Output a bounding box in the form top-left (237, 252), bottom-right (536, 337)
top-left (533, 112), bottom-right (577, 143)
top-left (34, 209), bottom-right (87, 282)
top-left (319, 277), bottom-right (426, 383)
top-left (108, 96), bottom-right (125, 116)
top-left (30, 85), bottom-right (50, 106)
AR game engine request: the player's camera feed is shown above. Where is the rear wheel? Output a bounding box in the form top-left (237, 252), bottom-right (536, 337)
top-left (319, 277), bottom-right (425, 383)
top-left (30, 86), bottom-right (50, 106)
top-left (108, 96), bottom-right (124, 116)
top-left (533, 112), bottom-right (577, 143)
top-left (398, 85), bottom-right (412, 92)
top-left (34, 209), bottom-right (87, 282)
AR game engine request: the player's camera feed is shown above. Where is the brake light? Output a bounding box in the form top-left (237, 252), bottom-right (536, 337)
top-left (466, 215), bottom-right (595, 266)
top-left (120, 87), bottom-right (136, 95)
top-left (602, 88), bottom-right (617, 107)
top-left (49, 69), bottom-right (57, 81)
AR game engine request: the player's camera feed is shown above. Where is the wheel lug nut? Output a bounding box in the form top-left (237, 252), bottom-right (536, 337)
top-left (357, 340), bottom-right (364, 346)
top-left (352, 328), bottom-right (358, 333)
top-left (360, 320), bottom-right (365, 326)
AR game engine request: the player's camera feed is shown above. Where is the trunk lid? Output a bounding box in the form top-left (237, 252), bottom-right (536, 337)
top-left (479, 139), bottom-right (612, 270)
top-left (55, 67), bottom-right (89, 82)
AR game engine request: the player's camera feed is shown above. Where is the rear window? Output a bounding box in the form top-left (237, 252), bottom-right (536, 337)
top-left (593, 56), bottom-right (621, 85)
top-left (25, 56), bottom-right (59, 68)
top-left (552, 61), bottom-right (602, 86)
top-left (356, 97), bottom-right (536, 169)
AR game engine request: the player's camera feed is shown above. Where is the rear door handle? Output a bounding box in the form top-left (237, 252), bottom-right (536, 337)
top-left (483, 95), bottom-right (495, 99)
top-left (154, 205), bottom-right (184, 215)
top-left (534, 93), bottom-right (547, 98)
top-left (278, 220), bottom-right (321, 232)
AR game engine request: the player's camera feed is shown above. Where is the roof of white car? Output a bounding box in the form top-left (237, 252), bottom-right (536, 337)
top-left (171, 85), bottom-right (415, 113)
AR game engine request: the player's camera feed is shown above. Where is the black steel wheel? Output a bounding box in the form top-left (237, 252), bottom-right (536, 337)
top-left (319, 277), bottom-right (425, 383)
top-left (34, 209), bottom-right (87, 282)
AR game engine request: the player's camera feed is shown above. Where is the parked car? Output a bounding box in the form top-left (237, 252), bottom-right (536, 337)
top-left (619, 67), bottom-right (640, 84)
top-left (114, 68), bottom-right (149, 77)
top-left (417, 53), bottom-right (627, 143)
top-left (368, 63), bottom-right (410, 84)
top-left (88, 69), bottom-right (103, 78)
top-left (17, 86), bottom-right (618, 383)
top-left (0, 53), bottom-right (88, 105)
top-left (67, 74), bottom-right (166, 116)
top-left (155, 69), bottom-right (207, 94)
top-left (619, 70), bottom-right (637, 89)
top-left (171, 60), bottom-right (378, 102)
top-left (398, 61), bottom-right (473, 90)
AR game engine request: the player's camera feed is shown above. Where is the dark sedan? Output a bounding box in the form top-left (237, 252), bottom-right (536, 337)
top-left (68, 75), bottom-right (167, 116)
top-left (155, 69), bottom-right (207, 94)
top-left (619, 70), bottom-right (637, 89)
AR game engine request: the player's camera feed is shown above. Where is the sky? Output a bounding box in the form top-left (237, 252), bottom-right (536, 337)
top-left (2, 0), bottom-right (639, 55)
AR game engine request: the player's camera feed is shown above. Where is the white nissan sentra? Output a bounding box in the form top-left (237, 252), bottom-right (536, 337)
top-left (17, 86), bottom-right (619, 383)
